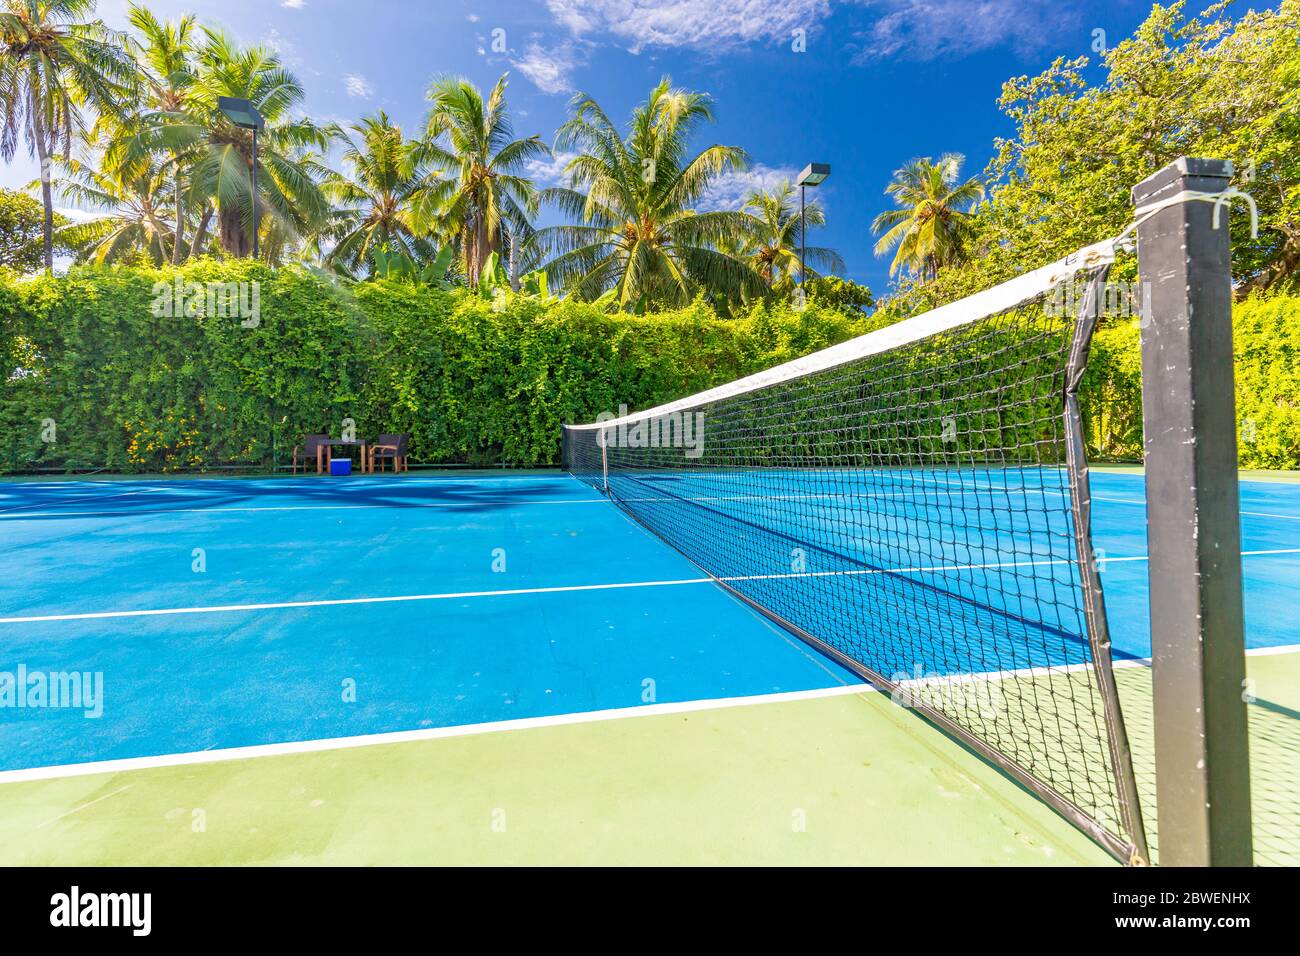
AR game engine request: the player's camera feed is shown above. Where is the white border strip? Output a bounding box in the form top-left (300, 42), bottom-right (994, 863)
top-left (4, 643), bottom-right (1295, 786)
top-left (568, 238), bottom-right (1118, 430)
top-left (0, 683), bottom-right (876, 785)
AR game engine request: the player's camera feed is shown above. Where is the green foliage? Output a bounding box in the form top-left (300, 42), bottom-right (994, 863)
top-left (871, 153), bottom-right (984, 281)
top-left (530, 76), bottom-right (766, 310)
top-left (1231, 295), bottom-right (1300, 468)
top-left (0, 189), bottom-right (69, 272)
top-left (370, 244), bottom-right (454, 287)
top-left (1079, 296), bottom-right (1300, 467)
top-left (0, 263), bottom-right (867, 471)
top-left (476, 250), bottom-right (509, 296)
top-left (1, 261), bottom-right (364, 472)
top-left (804, 276), bottom-right (874, 315)
top-left (2, 263), bottom-right (1296, 471)
top-left (872, 1), bottom-right (1300, 318)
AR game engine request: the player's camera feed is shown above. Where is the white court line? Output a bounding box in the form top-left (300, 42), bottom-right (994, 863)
top-left (0, 683), bottom-right (876, 785)
top-left (4, 643), bottom-right (1294, 787)
top-left (0, 577), bottom-right (713, 624)
top-left (0, 487), bottom-right (148, 516)
top-left (0, 498), bottom-right (607, 519)
top-left (1094, 494), bottom-right (1300, 522)
top-left (3, 549), bottom-right (1298, 626)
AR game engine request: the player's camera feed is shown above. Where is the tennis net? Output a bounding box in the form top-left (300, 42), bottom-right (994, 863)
top-left (562, 238), bottom-right (1148, 863)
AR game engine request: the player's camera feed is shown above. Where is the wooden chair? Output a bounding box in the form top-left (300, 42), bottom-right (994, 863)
top-left (368, 433), bottom-right (409, 473)
top-left (292, 434), bottom-right (330, 473)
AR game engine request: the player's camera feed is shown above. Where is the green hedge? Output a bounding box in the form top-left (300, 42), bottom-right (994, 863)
top-left (0, 263), bottom-right (867, 471)
top-left (2, 263), bottom-right (1296, 472)
top-left (1079, 295), bottom-right (1300, 468)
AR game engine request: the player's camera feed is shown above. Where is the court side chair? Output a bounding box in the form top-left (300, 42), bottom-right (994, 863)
top-left (368, 433), bottom-right (410, 473)
top-left (292, 434), bottom-right (330, 474)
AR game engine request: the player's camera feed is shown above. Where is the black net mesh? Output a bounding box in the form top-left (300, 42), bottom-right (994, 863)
top-left (563, 266), bottom-right (1145, 862)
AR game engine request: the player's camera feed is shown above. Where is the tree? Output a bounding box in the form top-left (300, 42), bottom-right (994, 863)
top-left (50, 155), bottom-right (174, 264)
top-left (738, 180), bottom-right (844, 287)
top-left (142, 28), bottom-right (333, 261)
top-left (0, 185), bottom-right (67, 270)
top-left (311, 112), bottom-right (443, 276)
top-left (0, 0), bottom-right (137, 271)
top-left (871, 153), bottom-right (984, 282)
top-left (805, 275), bottom-right (874, 314)
top-left (109, 3), bottom-right (196, 264)
top-left (531, 76), bottom-right (765, 311)
top-left (423, 73), bottom-right (545, 286)
top-left (982, 0), bottom-right (1300, 296)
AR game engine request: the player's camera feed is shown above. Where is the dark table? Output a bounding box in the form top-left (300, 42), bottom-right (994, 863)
top-left (317, 439), bottom-right (369, 474)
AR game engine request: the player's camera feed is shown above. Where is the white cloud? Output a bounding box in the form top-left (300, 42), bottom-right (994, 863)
top-left (263, 29), bottom-right (307, 70)
top-left (698, 163), bottom-right (803, 212)
top-left (542, 0), bottom-right (1080, 62)
top-left (280, 0), bottom-right (306, 8)
top-left (54, 206), bottom-right (103, 224)
top-left (513, 41), bottom-right (583, 94)
top-left (344, 74), bottom-right (374, 98)
top-left (852, 0), bottom-right (1083, 63)
top-left (524, 150), bottom-right (580, 188)
top-left (545, 0), bottom-right (829, 53)
top-left (466, 13), bottom-right (480, 22)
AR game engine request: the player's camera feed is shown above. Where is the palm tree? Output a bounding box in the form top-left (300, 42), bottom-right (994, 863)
top-left (50, 154), bottom-right (175, 264)
top-left (108, 3), bottom-right (196, 263)
top-left (0, 0), bottom-right (137, 271)
top-left (531, 77), bottom-right (764, 310)
top-left (422, 73), bottom-right (545, 287)
top-left (143, 28), bottom-right (333, 260)
top-left (871, 153), bottom-right (984, 281)
top-left (738, 180), bottom-right (844, 287)
top-left (311, 112), bottom-right (443, 276)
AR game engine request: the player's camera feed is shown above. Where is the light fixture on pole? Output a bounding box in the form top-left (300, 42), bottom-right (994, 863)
top-left (218, 97), bottom-right (266, 260)
top-left (796, 163), bottom-right (830, 286)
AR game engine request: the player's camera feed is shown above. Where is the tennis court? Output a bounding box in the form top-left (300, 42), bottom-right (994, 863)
top-left (0, 467), bottom-right (1295, 864)
top-left (1, 183), bottom-right (1293, 866)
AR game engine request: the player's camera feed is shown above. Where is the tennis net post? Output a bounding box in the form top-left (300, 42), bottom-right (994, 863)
top-left (1133, 157), bottom-right (1252, 866)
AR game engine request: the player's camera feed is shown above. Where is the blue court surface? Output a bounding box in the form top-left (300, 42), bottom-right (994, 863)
top-left (0, 469), bottom-right (1296, 774)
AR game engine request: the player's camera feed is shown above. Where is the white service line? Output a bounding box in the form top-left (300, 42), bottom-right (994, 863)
top-left (3, 642), bottom-right (1294, 786)
top-left (0, 682), bottom-right (876, 785)
top-left (1094, 494), bottom-right (1300, 522)
top-left (0, 577), bottom-right (714, 624)
top-left (4, 548), bottom-right (1296, 626)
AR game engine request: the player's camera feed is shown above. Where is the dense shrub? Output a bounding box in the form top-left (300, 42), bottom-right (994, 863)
top-left (0, 263), bottom-right (866, 471)
top-left (1078, 296), bottom-right (1300, 468)
top-left (1, 264), bottom-right (1295, 472)
top-left (1232, 295), bottom-right (1300, 469)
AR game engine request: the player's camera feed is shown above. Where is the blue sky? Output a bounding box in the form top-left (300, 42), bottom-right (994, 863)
top-left (0, 0), bottom-right (1166, 294)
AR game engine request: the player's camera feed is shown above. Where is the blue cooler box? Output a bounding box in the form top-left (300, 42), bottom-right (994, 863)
top-left (329, 458), bottom-right (352, 476)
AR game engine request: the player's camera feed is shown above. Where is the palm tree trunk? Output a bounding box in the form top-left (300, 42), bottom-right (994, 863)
top-left (464, 223), bottom-right (479, 288)
top-left (31, 104), bottom-right (55, 274)
top-left (172, 164), bottom-right (185, 265)
top-left (189, 204), bottom-right (213, 261)
top-left (507, 229), bottom-right (519, 291)
top-left (218, 204), bottom-right (249, 258)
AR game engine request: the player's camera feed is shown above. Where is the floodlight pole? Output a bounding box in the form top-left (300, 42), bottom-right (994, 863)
top-left (1132, 157), bottom-right (1252, 866)
top-left (218, 97), bottom-right (264, 261)
top-left (796, 163), bottom-right (829, 288)
top-left (251, 126), bottom-right (258, 261)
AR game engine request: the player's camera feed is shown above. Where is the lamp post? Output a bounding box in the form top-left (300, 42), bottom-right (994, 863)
top-left (796, 163), bottom-right (830, 286)
top-left (218, 97), bottom-right (266, 260)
